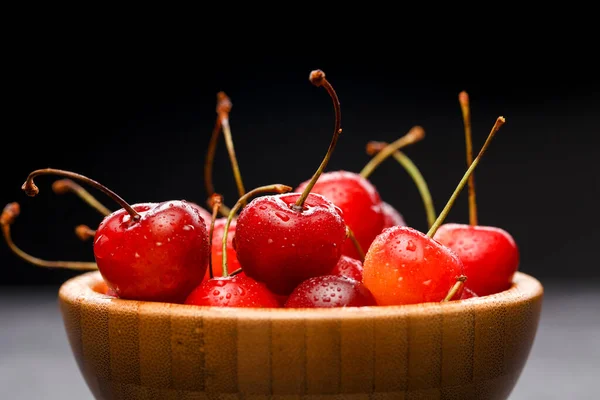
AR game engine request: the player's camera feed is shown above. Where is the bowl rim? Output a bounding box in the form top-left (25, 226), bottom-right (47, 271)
top-left (59, 271), bottom-right (543, 321)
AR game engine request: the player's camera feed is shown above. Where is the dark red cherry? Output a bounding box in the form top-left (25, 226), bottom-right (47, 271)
top-left (330, 255), bottom-right (364, 281)
top-left (233, 192), bottom-right (347, 296)
top-left (184, 274), bottom-right (280, 308)
top-left (295, 170), bottom-right (385, 260)
top-left (284, 275), bottom-right (377, 308)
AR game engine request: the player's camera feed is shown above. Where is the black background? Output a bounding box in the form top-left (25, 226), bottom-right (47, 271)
top-left (1, 35), bottom-right (598, 288)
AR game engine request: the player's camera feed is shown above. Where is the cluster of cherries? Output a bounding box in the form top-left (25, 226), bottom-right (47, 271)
top-left (1, 70), bottom-right (519, 309)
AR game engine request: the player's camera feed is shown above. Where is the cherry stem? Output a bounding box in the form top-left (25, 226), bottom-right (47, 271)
top-left (52, 179), bottom-right (112, 216)
top-left (218, 92), bottom-right (248, 209)
top-left (1, 202), bottom-right (98, 271)
top-left (207, 193), bottom-right (223, 280)
top-left (294, 70), bottom-right (342, 210)
top-left (459, 91), bottom-right (478, 226)
top-left (229, 268), bottom-right (243, 277)
top-left (365, 136), bottom-right (436, 229)
top-left (22, 168), bottom-right (140, 221)
top-left (222, 184), bottom-right (293, 277)
top-left (204, 92), bottom-right (233, 217)
top-left (75, 225), bottom-right (96, 241)
top-left (426, 117), bottom-right (506, 238)
top-left (442, 275), bottom-right (467, 302)
top-left (359, 126), bottom-right (425, 179)
top-left (346, 226), bottom-right (365, 263)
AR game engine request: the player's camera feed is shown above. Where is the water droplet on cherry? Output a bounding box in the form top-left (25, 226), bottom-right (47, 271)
top-left (275, 212), bottom-right (290, 222)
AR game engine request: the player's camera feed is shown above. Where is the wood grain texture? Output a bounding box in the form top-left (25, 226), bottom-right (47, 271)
top-left (59, 272), bottom-right (543, 400)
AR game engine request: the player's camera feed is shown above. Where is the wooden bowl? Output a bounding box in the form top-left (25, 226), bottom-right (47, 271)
top-left (58, 271), bottom-right (543, 400)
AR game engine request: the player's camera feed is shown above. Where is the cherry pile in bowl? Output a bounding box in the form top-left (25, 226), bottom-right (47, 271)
top-left (2, 70), bottom-right (519, 309)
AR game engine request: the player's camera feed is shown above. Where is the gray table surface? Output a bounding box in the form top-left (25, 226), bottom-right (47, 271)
top-left (1, 281), bottom-right (598, 399)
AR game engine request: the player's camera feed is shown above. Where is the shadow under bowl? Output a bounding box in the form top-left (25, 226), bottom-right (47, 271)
top-left (58, 271), bottom-right (543, 400)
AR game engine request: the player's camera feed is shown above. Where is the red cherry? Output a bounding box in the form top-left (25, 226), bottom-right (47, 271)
top-left (50, 178), bottom-right (216, 232)
top-left (363, 114), bottom-right (508, 305)
top-left (362, 226), bottom-right (465, 305)
top-left (202, 217), bottom-right (243, 282)
top-left (94, 200), bottom-right (210, 303)
top-left (284, 275), bottom-right (377, 308)
top-left (381, 201), bottom-right (406, 228)
top-left (330, 255), bottom-right (364, 281)
top-left (432, 93), bottom-right (517, 296)
top-left (295, 170), bottom-right (384, 260)
top-left (234, 192), bottom-right (347, 295)
top-left (20, 168), bottom-right (211, 304)
top-left (433, 223), bottom-right (519, 296)
top-left (185, 274), bottom-right (280, 308)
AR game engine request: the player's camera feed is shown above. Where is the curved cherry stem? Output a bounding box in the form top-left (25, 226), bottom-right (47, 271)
top-left (22, 168), bottom-right (140, 221)
top-left (294, 70), bottom-right (342, 210)
top-left (207, 193), bottom-right (223, 280)
top-left (218, 92), bottom-right (247, 209)
top-left (229, 268), bottom-right (243, 276)
top-left (365, 136), bottom-right (436, 229)
top-left (222, 184), bottom-right (293, 277)
top-left (427, 117), bottom-right (506, 238)
top-left (75, 224), bottom-right (96, 241)
top-left (442, 275), bottom-right (467, 302)
top-left (346, 226), bottom-right (365, 263)
top-left (1, 202), bottom-right (98, 271)
top-left (52, 179), bottom-right (112, 216)
top-left (459, 91), bottom-right (478, 226)
top-left (204, 92), bottom-right (234, 217)
top-left (204, 106), bottom-right (223, 204)
top-left (359, 126), bottom-right (425, 179)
